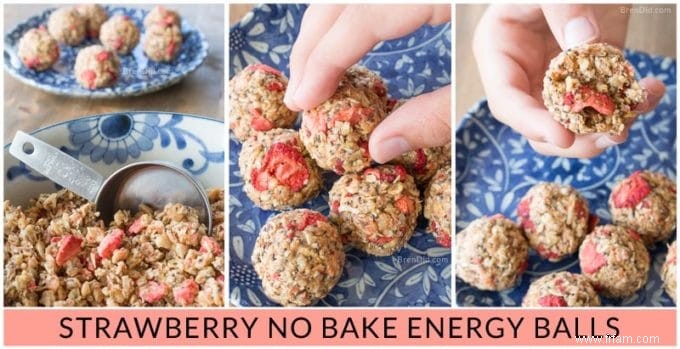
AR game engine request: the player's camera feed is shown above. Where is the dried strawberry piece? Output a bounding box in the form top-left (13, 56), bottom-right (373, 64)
top-left (56, 235), bottom-right (82, 266)
top-left (628, 229), bottom-right (641, 241)
top-left (166, 40), bottom-right (176, 57)
top-left (113, 37), bottom-right (124, 50)
top-left (369, 235), bottom-right (394, 245)
top-left (251, 142), bottom-right (309, 192)
top-left (554, 278), bottom-right (566, 293)
top-left (127, 218), bottom-right (145, 235)
top-left (395, 196), bottom-right (414, 214)
top-left (250, 111), bottom-right (273, 131)
top-left (250, 168), bottom-right (269, 191)
top-left (81, 69), bottom-right (96, 89)
top-left (517, 259), bottom-right (529, 274)
top-left (538, 295), bottom-right (568, 307)
top-left (139, 281), bottom-right (168, 304)
top-left (587, 214), bottom-right (599, 233)
top-left (574, 200), bottom-right (587, 219)
top-left (200, 236), bottom-right (222, 255)
top-left (265, 80), bottom-right (285, 92)
top-left (294, 212), bottom-right (328, 231)
top-left (333, 159), bottom-right (345, 175)
top-left (564, 86), bottom-right (615, 116)
top-left (23, 56), bottom-right (41, 69)
top-left (95, 50), bottom-right (110, 62)
top-left (436, 233), bottom-right (451, 248)
top-left (97, 229), bottom-right (124, 259)
top-left (28, 280), bottom-right (37, 291)
top-left (246, 63), bottom-right (282, 76)
top-left (385, 98), bottom-right (398, 113)
top-left (612, 171), bottom-right (652, 209)
top-left (164, 15), bottom-right (175, 26)
top-left (331, 106), bottom-right (372, 125)
top-left (580, 241), bottom-right (607, 274)
top-left (331, 200), bottom-right (340, 214)
top-left (272, 272), bottom-right (280, 281)
top-left (517, 197), bottom-right (535, 232)
top-left (413, 149), bottom-right (428, 174)
top-left (536, 244), bottom-right (560, 260)
top-left (394, 165), bottom-right (408, 181)
top-left (358, 140), bottom-right (370, 158)
top-left (373, 81), bottom-right (387, 99)
top-left (173, 279), bottom-right (199, 306)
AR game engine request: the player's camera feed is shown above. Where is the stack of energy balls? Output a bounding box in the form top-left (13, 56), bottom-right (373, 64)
top-left (457, 42), bottom-right (676, 307)
top-left (17, 5), bottom-right (184, 89)
top-left (230, 63), bottom-right (451, 306)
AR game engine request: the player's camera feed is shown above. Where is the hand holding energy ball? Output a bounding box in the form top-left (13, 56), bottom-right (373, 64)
top-left (284, 4), bottom-right (452, 163)
top-left (474, 4), bottom-right (665, 158)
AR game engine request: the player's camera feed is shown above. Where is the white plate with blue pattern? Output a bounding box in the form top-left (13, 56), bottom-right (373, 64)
top-left (4, 112), bottom-right (224, 206)
top-left (456, 50), bottom-right (676, 307)
top-left (4, 6), bottom-right (208, 98)
top-left (229, 4), bottom-right (452, 307)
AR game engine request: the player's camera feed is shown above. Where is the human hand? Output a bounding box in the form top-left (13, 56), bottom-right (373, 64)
top-left (473, 4), bottom-right (665, 158)
top-left (285, 4), bottom-right (452, 163)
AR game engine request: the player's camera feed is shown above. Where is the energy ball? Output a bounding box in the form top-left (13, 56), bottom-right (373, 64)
top-left (47, 7), bottom-right (86, 46)
top-left (329, 165), bottom-right (421, 256)
top-left (99, 15), bottom-right (140, 55)
top-left (75, 4), bottom-right (108, 38)
top-left (517, 182), bottom-right (591, 262)
top-left (456, 215), bottom-right (529, 291)
top-left (424, 166), bottom-right (451, 248)
top-left (346, 65), bottom-right (389, 105)
top-left (229, 64), bottom-right (297, 142)
top-left (74, 45), bottom-right (119, 89)
top-left (300, 66), bottom-right (386, 175)
top-left (543, 43), bottom-right (645, 135)
top-left (252, 209), bottom-right (344, 306)
top-left (143, 23), bottom-right (182, 62)
top-left (579, 225), bottom-right (650, 299)
top-left (609, 171), bottom-right (676, 246)
top-left (522, 272), bottom-right (601, 307)
top-left (17, 26), bottom-right (60, 71)
top-left (661, 241), bottom-right (676, 303)
top-left (143, 5), bottom-right (181, 28)
top-left (239, 129), bottom-right (322, 210)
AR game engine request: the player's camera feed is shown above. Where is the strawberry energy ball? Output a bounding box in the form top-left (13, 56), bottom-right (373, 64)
top-left (522, 272), bottom-right (601, 307)
top-left (517, 182), bottom-right (592, 262)
top-left (238, 129), bottom-right (322, 210)
top-left (609, 171), bottom-right (676, 246)
top-left (99, 15), bottom-right (140, 55)
top-left (229, 64), bottom-right (297, 142)
top-left (252, 209), bottom-right (345, 306)
top-left (75, 4), bottom-right (108, 38)
top-left (143, 5), bottom-right (181, 28)
top-left (662, 241), bottom-right (676, 303)
top-left (456, 215), bottom-right (529, 291)
top-left (143, 23), bottom-right (182, 62)
top-left (74, 45), bottom-right (119, 89)
top-left (424, 166), bottom-right (452, 248)
top-left (17, 26), bottom-right (60, 71)
top-left (329, 165), bottom-right (421, 256)
top-left (578, 225), bottom-right (650, 299)
top-left (47, 7), bottom-right (86, 46)
top-left (543, 43), bottom-right (645, 134)
top-left (300, 66), bottom-right (386, 175)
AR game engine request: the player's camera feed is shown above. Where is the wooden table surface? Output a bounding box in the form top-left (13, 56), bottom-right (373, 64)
top-left (456, 4), bottom-right (677, 123)
top-left (3, 4), bottom-right (225, 141)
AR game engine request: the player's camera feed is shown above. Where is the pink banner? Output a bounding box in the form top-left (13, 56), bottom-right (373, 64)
top-left (4, 308), bottom-right (676, 346)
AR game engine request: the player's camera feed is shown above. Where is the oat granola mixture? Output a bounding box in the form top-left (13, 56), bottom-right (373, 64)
top-left (522, 271), bottom-right (600, 307)
top-left (143, 23), bottom-right (182, 62)
top-left (252, 209), bottom-right (344, 306)
top-left (4, 188), bottom-right (224, 307)
top-left (74, 45), bottom-right (120, 89)
top-left (75, 4), bottom-right (108, 38)
top-left (517, 182), bottom-right (591, 262)
top-left (662, 241), bottom-right (677, 304)
top-left (47, 7), bottom-right (86, 46)
top-left (99, 14), bottom-right (140, 55)
top-left (329, 165), bottom-right (421, 256)
top-left (424, 166), bottom-right (451, 248)
top-left (543, 43), bottom-right (645, 134)
top-left (609, 171), bottom-right (676, 246)
top-left (578, 225), bottom-right (649, 299)
top-left (143, 5), bottom-right (181, 29)
top-left (17, 26), bottom-right (60, 71)
top-left (230, 64), bottom-right (297, 142)
top-left (239, 128), bottom-right (322, 210)
top-left (300, 66), bottom-right (386, 175)
top-left (456, 215), bottom-right (529, 291)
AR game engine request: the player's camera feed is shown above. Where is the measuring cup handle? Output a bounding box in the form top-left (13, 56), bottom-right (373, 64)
top-left (9, 131), bottom-right (104, 202)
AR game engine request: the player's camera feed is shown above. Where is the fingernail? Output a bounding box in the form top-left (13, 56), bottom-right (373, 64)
top-left (372, 137), bottom-right (412, 164)
top-left (283, 90), bottom-right (300, 111)
top-left (595, 135), bottom-right (621, 149)
top-left (564, 17), bottom-right (597, 48)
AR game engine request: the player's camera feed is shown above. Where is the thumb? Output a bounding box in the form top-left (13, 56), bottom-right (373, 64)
top-left (541, 5), bottom-right (600, 50)
top-left (369, 85), bottom-right (451, 164)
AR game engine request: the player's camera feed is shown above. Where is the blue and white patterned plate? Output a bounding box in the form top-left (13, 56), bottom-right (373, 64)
top-left (4, 6), bottom-right (208, 98)
top-left (4, 112), bottom-right (224, 206)
top-left (456, 50), bottom-right (677, 307)
top-left (229, 4), bottom-right (451, 307)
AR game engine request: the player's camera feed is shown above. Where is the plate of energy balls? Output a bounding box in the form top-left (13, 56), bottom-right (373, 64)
top-left (229, 4), bottom-right (452, 307)
top-left (456, 45), bottom-right (677, 307)
top-left (3, 5), bottom-right (208, 98)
